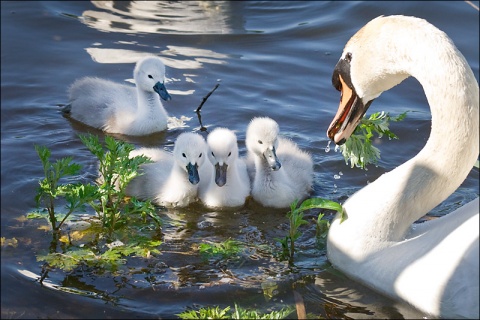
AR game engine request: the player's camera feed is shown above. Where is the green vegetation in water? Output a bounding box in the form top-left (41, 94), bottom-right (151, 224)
top-left (199, 239), bottom-right (244, 259)
top-left (177, 303), bottom-right (295, 319)
top-left (339, 111), bottom-right (407, 169)
top-left (29, 134), bottom-right (162, 275)
top-left (276, 198), bottom-right (343, 264)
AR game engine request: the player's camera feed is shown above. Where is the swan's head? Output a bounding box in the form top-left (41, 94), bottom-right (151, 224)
top-left (327, 15), bottom-right (415, 144)
top-left (206, 128), bottom-right (239, 187)
top-left (134, 56), bottom-right (172, 101)
top-left (246, 117), bottom-right (282, 171)
top-left (173, 132), bottom-right (207, 185)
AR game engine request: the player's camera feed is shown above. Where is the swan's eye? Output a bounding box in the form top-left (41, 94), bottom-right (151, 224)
top-left (148, 75), bottom-right (153, 79)
top-left (345, 52), bottom-right (352, 62)
top-left (228, 152), bottom-right (231, 157)
top-left (199, 153), bottom-right (202, 158)
top-left (211, 151), bottom-right (215, 157)
top-left (258, 140), bottom-right (263, 144)
top-left (182, 153), bottom-right (186, 158)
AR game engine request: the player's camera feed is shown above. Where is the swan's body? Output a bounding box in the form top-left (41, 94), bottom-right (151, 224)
top-left (126, 132), bottom-right (212, 207)
top-left (326, 15), bottom-right (479, 318)
top-left (199, 128), bottom-right (250, 208)
top-left (66, 56), bottom-right (171, 136)
top-left (245, 117), bottom-right (313, 208)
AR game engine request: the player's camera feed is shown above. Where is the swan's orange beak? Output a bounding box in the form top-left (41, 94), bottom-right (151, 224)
top-left (327, 65), bottom-right (372, 145)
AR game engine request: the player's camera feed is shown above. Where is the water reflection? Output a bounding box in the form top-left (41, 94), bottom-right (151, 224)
top-left (82, 1), bottom-right (245, 35)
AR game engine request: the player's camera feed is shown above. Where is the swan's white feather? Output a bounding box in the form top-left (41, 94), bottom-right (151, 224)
top-left (326, 15), bottom-right (479, 318)
top-left (67, 56), bottom-right (170, 136)
top-left (245, 117), bottom-right (313, 208)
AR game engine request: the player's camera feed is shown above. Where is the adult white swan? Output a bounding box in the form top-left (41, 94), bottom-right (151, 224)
top-left (65, 56), bottom-right (171, 136)
top-left (326, 15), bottom-right (479, 318)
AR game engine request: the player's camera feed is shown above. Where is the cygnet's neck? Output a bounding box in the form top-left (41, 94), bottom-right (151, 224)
top-left (136, 89), bottom-right (163, 117)
top-left (336, 26), bottom-right (479, 250)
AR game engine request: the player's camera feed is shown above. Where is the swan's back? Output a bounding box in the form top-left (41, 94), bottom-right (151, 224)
top-left (126, 148), bottom-right (174, 200)
top-left (69, 77), bottom-right (137, 130)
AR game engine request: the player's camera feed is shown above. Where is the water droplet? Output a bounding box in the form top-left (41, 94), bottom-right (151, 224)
top-left (334, 144), bottom-right (340, 152)
top-left (334, 174), bottom-right (340, 179)
top-left (324, 140), bottom-right (331, 153)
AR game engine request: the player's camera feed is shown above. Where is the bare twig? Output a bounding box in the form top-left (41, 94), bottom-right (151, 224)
top-left (195, 83), bottom-right (220, 113)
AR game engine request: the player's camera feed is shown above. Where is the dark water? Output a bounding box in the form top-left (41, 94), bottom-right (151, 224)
top-left (1, 1), bottom-right (479, 319)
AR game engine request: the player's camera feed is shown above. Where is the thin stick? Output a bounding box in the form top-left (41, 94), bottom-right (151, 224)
top-left (195, 83), bottom-right (220, 113)
top-left (293, 290), bottom-right (307, 319)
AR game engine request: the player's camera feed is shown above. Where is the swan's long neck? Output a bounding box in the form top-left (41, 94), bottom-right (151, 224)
top-left (332, 27), bottom-right (479, 254)
top-left (136, 89), bottom-right (162, 117)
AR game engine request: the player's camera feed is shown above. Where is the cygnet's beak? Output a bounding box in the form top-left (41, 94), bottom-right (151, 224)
top-left (263, 146), bottom-right (281, 171)
top-left (153, 81), bottom-right (172, 101)
top-left (214, 163), bottom-right (228, 187)
top-left (186, 162), bottom-right (200, 185)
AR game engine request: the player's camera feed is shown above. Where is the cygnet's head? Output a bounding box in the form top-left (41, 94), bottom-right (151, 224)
top-left (206, 128), bottom-right (239, 187)
top-left (134, 56), bottom-right (171, 101)
top-left (246, 117), bottom-right (282, 171)
top-left (173, 132), bottom-right (207, 185)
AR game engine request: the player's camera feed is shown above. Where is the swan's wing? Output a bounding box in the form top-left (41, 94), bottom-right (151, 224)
top-left (277, 138), bottom-right (314, 193)
top-left (129, 147), bottom-right (170, 163)
top-left (68, 77), bottom-right (136, 129)
top-left (126, 152), bottom-right (174, 200)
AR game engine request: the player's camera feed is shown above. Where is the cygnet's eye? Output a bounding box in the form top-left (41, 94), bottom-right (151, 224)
top-left (211, 151), bottom-right (215, 157)
top-left (182, 153), bottom-right (186, 158)
top-left (258, 140), bottom-right (263, 144)
top-left (148, 75), bottom-right (153, 79)
top-left (228, 152), bottom-right (231, 157)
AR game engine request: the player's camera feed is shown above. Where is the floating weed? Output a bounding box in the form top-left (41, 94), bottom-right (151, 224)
top-left (177, 303), bottom-right (295, 319)
top-left (339, 111), bottom-right (407, 169)
top-left (199, 239), bottom-right (244, 260)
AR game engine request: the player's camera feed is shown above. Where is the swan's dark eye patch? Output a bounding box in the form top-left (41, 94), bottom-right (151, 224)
top-left (258, 140), bottom-right (263, 144)
top-left (182, 153), bottom-right (186, 157)
top-left (211, 152), bottom-right (215, 157)
top-left (228, 152), bottom-right (231, 157)
top-left (148, 75), bottom-right (153, 79)
top-left (199, 153), bottom-right (202, 158)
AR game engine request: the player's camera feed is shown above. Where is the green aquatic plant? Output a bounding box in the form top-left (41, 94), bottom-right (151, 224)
top-left (79, 134), bottom-right (158, 234)
top-left (276, 198), bottom-right (343, 264)
top-left (30, 134), bottom-right (163, 275)
top-left (33, 145), bottom-right (97, 231)
top-left (199, 239), bottom-right (244, 259)
top-left (339, 111), bottom-right (407, 169)
top-left (177, 303), bottom-right (295, 319)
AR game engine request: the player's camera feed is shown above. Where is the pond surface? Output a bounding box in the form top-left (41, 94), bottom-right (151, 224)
top-left (1, 1), bottom-right (479, 319)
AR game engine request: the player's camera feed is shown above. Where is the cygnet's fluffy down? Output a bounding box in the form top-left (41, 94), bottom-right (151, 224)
top-left (126, 132), bottom-right (212, 207)
top-left (245, 117), bottom-right (313, 208)
top-left (199, 128), bottom-right (250, 208)
top-left (66, 56), bottom-right (171, 136)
